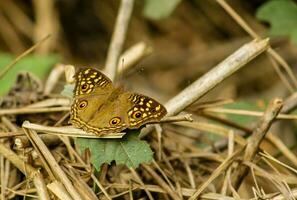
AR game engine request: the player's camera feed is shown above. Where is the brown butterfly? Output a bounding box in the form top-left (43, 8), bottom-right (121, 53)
top-left (70, 68), bottom-right (167, 136)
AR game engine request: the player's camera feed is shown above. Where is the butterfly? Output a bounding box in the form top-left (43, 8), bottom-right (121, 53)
top-left (70, 68), bottom-right (167, 136)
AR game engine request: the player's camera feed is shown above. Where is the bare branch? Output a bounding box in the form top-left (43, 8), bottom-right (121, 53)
top-left (104, 0), bottom-right (135, 81)
top-left (140, 39), bottom-right (269, 138)
top-left (232, 98), bottom-right (283, 190)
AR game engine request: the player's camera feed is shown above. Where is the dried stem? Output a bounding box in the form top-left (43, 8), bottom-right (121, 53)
top-left (32, 0), bottom-right (58, 53)
top-left (216, 0), bottom-right (297, 91)
top-left (202, 107), bottom-right (297, 120)
top-left (33, 172), bottom-right (50, 200)
top-left (104, 0), bottom-right (135, 80)
top-left (47, 181), bottom-right (73, 200)
top-left (0, 106), bottom-right (69, 115)
top-left (129, 168), bottom-right (154, 200)
top-left (232, 98), bottom-right (283, 190)
top-left (141, 164), bottom-right (180, 200)
top-left (282, 92), bottom-right (297, 114)
top-left (118, 42), bottom-right (152, 74)
top-left (201, 93), bottom-right (297, 167)
top-left (43, 64), bottom-right (66, 95)
top-left (0, 142), bottom-right (37, 176)
top-left (140, 38), bottom-right (269, 138)
top-left (165, 39), bottom-right (269, 116)
top-left (189, 148), bottom-right (244, 200)
top-left (23, 128), bottom-right (83, 200)
top-left (22, 121), bottom-right (125, 138)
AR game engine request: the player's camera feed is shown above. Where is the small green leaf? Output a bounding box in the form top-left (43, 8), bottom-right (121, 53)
top-left (221, 101), bottom-right (266, 126)
top-left (76, 130), bottom-right (153, 170)
top-left (256, 0), bottom-right (297, 44)
top-left (61, 84), bottom-right (74, 98)
top-left (198, 101), bottom-right (267, 147)
top-left (143, 0), bottom-right (182, 20)
top-left (0, 53), bottom-right (59, 96)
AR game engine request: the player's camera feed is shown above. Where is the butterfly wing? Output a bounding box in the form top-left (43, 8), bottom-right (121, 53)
top-left (70, 95), bottom-right (128, 135)
top-left (70, 68), bottom-right (167, 135)
top-left (121, 92), bottom-right (167, 129)
top-left (73, 68), bottom-right (113, 97)
top-left (70, 68), bottom-right (117, 135)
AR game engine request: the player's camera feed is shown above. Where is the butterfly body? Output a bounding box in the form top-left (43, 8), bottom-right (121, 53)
top-left (70, 68), bottom-right (167, 136)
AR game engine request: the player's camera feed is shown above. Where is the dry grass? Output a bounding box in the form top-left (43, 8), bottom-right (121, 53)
top-left (0, 0), bottom-right (296, 199)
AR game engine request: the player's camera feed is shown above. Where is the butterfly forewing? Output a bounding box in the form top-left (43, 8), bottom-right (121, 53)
top-left (74, 68), bottom-right (113, 97)
top-left (71, 68), bottom-right (116, 135)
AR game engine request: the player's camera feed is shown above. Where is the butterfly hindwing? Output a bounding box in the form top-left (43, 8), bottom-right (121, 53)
top-left (70, 95), bottom-right (128, 135)
top-left (123, 93), bottom-right (167, 129)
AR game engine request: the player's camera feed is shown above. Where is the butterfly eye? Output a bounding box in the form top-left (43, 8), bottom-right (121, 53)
top-left (78, 100), bottom-right (88, 109)
top-left (132, 111), bottom-right (142, 119)
top-left (110, 117), bottom-right (121, 126)
top-left (81, 83), bottom-right (89, 91)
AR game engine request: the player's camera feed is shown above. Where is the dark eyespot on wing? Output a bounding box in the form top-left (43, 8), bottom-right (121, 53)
top-left (109, 117), bottom-right (122, 126)
top-left (74, 68), bottom-right (112, 96)
top-left (127, 93), bottom-right (167, 127)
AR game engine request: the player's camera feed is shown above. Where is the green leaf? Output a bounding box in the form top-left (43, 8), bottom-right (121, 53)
top-left (61, 84), bottom-right (74, 98)
top-left (76, 130), bottom-right (153, 170)
top-left (198, 101), bottom-right (267, 148)
top-left (220, 101), bottom-right (267, 125)
top-left (143, 0), bottom-right (182, 20)
top-left (221, 101), bottom-right (266, 126)
top-left (256, 0), bottom-right (297, 44)
top-left (0, 53), bottom-right (59, 96)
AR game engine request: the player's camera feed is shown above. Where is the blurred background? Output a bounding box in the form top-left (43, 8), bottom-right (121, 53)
top-left (0, 1), bottom-right (297, 199)
top-left (0, 0), bottom-right (296, 103)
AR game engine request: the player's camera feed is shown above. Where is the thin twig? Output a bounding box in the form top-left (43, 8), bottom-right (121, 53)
top-left (146, 114), bottom-right (193, 126)
top-left (189, 148), bottom-right (244, 200)
top-left (32, 172), bottom-right (50, 200)
top-left (140, 39), bottom-right (269, 138)
top-left (47, 181), bottom-right (73, 200)
top-left (159, 114), bottom-right (193, 123)
top-left (216, 0), bottom-right (297, 91)
top-left (32, 0), bottom-right (58, 53)
top-left (0, 106), bottom-right (70, 115)
top-left (0, 142), bottom-right (37, 176)
top-left (141, 164), bottom-right (180, 200)
top-left (0, 35), bottom-right (50, 80)
top-left (282, 92), bottom-right (297, 114)
top-left (175, 121), bottom-right (246, 146)
top-left (24, 98), bottom-right (70, 108)
top-left (22, 121), bottom-right (125, 138)
top-left (43, 64), bottom-right (66, 95)
top-left (118, 42), bottom-right (153, 74)
top-left (232, 98), bottom-right (283, 190)
top-left (260, 151), bottom-right (297, 175)
top-left (129, 168), bottom-right (154, 200)
top-left (104, 0), bottom-right (135, 80)
top-left (23, 128), bottom-right (83, 200)
top-left (201, 97), bottom-right (297, 167)
top-left (56, 135), bottom-right (112, 199)
top-left (165, 39), bottom-right (269, 116)
top-left (202, 107), bottom-right (297, 120)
